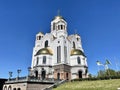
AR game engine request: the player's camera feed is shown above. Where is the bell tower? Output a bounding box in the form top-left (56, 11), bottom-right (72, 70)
top-left (51, 13), bottom-right (68, 37)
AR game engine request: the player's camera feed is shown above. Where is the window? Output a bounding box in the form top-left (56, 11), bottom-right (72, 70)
top-left (45, 40), bottom-right (48, 47)
top-left (77, 57), bottom-right (81, 64)
top-left (36, 57), bottom-right (39, 65)
top-left (73, 42), bottom-right (75, 48)
top-left (77, 38), bottom-right (79, 41)
top-left (43, 56), bottom-right (46, 64)
top-left (53, 23), bottom-right (55, 30)
top-left (64, 46), bottom-right (67, 63)
top-left (57, 46), bottom-right (61, 63)
top-left (39, 36), bottom-right (41, 40)
top-left (61, 25), bottom-right (63, 29)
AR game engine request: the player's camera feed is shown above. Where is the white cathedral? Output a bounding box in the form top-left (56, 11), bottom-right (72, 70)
top-left (29, 14), bottom-right (88, 80)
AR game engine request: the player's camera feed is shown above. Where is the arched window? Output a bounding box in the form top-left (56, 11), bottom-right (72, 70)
top-left (43, 56), bottom-right (46, 64)
top-left (45, 40), bottom-right (48, 47)
top-left (61, 25), bottom-right (63, 29)
top-left (4, 86), bottom-right (7, 90)
top-left (57, 46), bottom-right (61, 63)
top-left (39, 36), bottom-right (41, 40)
top-left (8, 86), bottom-right (12, 90)
top-left (73, 42), bottom-right (75, 48)
top-left (53, 23), bottom-right (55, 30)
top-left (77, 57), bottom-right (81, 64)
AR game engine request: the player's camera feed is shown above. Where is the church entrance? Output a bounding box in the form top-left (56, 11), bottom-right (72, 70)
top-left (78, 71), bottom-right (82, 78)
top-left (35, 70), bottom-right (38, 79)
top-left (57, 73), bottom-right (60, 80)
top-left (41, 68), bottom-right (46, 80)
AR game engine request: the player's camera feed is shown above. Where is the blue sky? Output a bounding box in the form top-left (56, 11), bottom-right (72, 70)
top-left (0, 0), bottom-right (120, 78)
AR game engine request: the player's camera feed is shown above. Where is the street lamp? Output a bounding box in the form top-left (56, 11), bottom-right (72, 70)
top-left (17, 69), bottom-right (21, 77)
top-left (9, 71), bottom-right (13, 79)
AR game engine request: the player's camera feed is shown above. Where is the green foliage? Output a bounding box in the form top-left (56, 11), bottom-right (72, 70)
top-left (97, 69), bottom-right (120, 77)
top-left (53, 79), bottom-right (120, 90)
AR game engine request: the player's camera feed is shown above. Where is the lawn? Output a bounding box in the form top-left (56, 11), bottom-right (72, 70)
top-left (53, 79), bottom-right (120, 90)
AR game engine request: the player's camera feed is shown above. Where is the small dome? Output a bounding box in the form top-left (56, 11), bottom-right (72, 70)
top-left (70, 49), bottom-right (85, 56)
top-left (35, 48), bottom-right (53, 55)
top-left (53, 15), bottom-right (65, 21)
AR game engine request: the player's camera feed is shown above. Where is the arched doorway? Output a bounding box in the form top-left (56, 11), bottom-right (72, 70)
top-left (78, 70), bottom-right (82, 78)
top-left (57, 73), bottom-right (60, 80)
top-left (35, 70), bottom-right (38, 79)
top-left (66, 73), bottom-right (69, 80)
top-left (41, 68), bottom-right (46, 80)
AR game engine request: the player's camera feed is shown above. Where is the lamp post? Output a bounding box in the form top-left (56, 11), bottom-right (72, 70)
top-left (9, 71), bottom-right (13, 80)
top-left (17, 69), bottom-right (21, 78)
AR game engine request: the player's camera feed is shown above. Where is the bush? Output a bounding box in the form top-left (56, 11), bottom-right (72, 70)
top-left (71, 75), bottom-right (120, 82)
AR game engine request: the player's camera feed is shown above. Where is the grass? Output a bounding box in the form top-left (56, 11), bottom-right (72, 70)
top-left (53, 79), bottom-right (120, 90)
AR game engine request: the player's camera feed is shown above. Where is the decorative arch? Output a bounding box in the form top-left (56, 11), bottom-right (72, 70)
top-left (45, 40), bottom-right (48, 47)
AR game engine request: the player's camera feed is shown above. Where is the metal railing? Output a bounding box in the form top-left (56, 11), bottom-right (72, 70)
top-left (6, 76), bottom-right (57, 83)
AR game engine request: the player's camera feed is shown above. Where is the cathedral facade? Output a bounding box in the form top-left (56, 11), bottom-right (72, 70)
top-left (30, 15), bottom-right (88, 80)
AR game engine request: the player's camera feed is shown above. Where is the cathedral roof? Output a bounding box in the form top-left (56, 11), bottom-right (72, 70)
top-left (70, 49), bottom-right (85, 56)
top-left (35, 47), bottom-right (53, 56)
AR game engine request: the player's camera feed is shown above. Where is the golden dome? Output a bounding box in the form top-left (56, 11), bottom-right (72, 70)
top-left (70, 49), bottom-right (85, 56)
top-left (53, 15), bottom-right (65, 21)
top-left (36, 47), bottom-right (53, 55)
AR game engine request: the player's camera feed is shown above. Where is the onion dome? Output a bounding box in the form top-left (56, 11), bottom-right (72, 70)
top-left (70, 49), bottom-right (85, 56)
top-left (54, 15), bottom-right (64, 20)
top-left (35, 47), bottom-right (53, 56)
